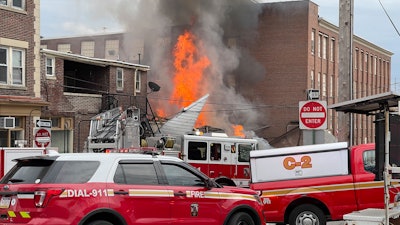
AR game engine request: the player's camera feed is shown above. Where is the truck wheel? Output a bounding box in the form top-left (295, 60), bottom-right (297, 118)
top-left (86, 220), bottom-right (113, 225)
top-left (288, 204), bottom-right (326, 225)
top-left (228, 212), bottom-right (255, 225)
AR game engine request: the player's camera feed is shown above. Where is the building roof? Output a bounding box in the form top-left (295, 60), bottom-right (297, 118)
top-left (41, 48), bottom-right (150, 71)
top-left (319, 18), bottom-right (393, 57)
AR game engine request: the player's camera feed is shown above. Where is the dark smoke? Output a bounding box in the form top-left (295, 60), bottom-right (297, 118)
top-left (86, 0), bottom-right (267, 135)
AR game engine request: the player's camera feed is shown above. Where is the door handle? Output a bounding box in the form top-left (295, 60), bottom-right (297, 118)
top-left (174, 191), bottom-right (186, 197)
top-left (114, 190), bottom-right (129, 195)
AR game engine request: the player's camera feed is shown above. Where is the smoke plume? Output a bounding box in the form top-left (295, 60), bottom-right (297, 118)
top-left (86, 0), bottom-right (267, 136)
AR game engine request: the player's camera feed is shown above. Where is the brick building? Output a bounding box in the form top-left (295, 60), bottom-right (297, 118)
top-left (238, 1), bottom-right (392, 146)
top-left (40, 49), bottom-right (150, 152)
top-left (0, 0), bottom-right (151, 151)
top-left (0, 0), bottom-right (48, 147)
top-left (40, 1), bottom-right (392, 147)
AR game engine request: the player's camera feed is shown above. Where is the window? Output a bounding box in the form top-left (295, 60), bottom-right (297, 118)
top-left (355, 49), bottom-right (359, 69)
top-left (51, 118), bottom-right (60, 128)
top-left (12, 0), bottom-right (22, 8)
top-left (47, 161), bottom-right (99, 183)
top-left (363, 150), bottom-right (375, 173)
top-left (322, 35), bottom-right (327, 59)
top-left (81, 41), bottom-right (95, 57)
top-left (0, 46), bottom-right (25, 86)
top-left (135, 70), bottom-right (141, 92)
top-left (46, 57), bottom-right (55, 76)
top-left (310, 70), bottom-right (314, 89)
top-left (0, 48), bottom-right (7, 83)
top-left (210, 143), bottom-right (221, 161)
top-left (2, 160), bottom-right (100, 184)
top-left (162, 164), bottom-right (204, 186)
top-left (0, 0), bottom-right (25, 10)
top-left (318, 34), bottom-right (322, 58)
top-left (114, 162), bottom-right (159, 185)
top-left (105, 40), bottom-right (119, 60)
top-left (12, 50), bottom-right (22, 85)
top-left (330, 38), bottom-right (335, 61)
top-left (116, 68), bottom-right (124, 90)
top-left (188, 141), bottom-right (207, 160)
top-left (57, 44), bottom-right (71, 53)
top-left (311, 30), bottom-right (315, 54)
top-left (238, 144), bottom-right (254, 162)
top-left (322, 73), bottom-right (326, 97)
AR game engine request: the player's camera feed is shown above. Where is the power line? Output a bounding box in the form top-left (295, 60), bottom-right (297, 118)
top-left (378, 0), bottom-right (400, 38)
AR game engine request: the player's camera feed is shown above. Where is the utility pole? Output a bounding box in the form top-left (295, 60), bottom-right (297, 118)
top-left (338, 0), bottom-right (353, 144)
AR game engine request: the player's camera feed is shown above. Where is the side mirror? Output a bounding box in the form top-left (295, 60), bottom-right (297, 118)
top-left (205, 178), bottom-right (216, 190)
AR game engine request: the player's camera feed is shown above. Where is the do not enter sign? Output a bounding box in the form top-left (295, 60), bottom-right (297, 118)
top-left (34, 128), bottom-right (51, 147)
top-left (299, 101), bottom-right (327, 130)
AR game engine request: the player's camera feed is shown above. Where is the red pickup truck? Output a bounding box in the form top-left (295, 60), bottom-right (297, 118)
top-left (249, 142), bottom-right (400, 225)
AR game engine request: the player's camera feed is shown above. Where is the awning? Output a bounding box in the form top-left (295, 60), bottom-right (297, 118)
top-left (328, 91), bottom-right (400, 115)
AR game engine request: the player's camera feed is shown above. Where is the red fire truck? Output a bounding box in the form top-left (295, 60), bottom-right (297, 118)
top-left (170, 133), bottom-right (259, 187)
top-left (105, 133), bottom-right (260, 188)
top-left (86, 106), bottom-right (261, 188)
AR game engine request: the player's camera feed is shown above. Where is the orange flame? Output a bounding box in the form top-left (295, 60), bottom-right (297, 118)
top-left (233, 124), bottom-right (245, 138)
top-left (170, 30), bottom-right (210, 126)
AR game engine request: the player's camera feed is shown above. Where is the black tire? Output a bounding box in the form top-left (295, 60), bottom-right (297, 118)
top-left (86, 220), bottom-right (113, 225)
top-left (288, 204), bottom-right (326, 225)
top-left (228, 212), bottom-right (255, 225)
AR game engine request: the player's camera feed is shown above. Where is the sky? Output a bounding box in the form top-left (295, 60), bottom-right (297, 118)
top-left (40, 0), bottom-right (400, 90)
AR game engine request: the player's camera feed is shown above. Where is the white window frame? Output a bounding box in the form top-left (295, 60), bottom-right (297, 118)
top-left (46, 56), bottom-right (55, 77)
top-left (0, 0), bottom-right (25, 10)
top-left (0, 46), bottom-right (25, 86)
top-left (116, 68), bottom-right (124, 91)
top-left (135, 70), bottom-right (141, 93)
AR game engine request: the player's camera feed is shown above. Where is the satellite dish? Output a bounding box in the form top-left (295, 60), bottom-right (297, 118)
top-left (148, 82), bottom-right (160, 92)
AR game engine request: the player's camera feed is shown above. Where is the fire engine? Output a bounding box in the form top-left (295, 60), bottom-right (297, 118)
top-left (160, 132), bottom-right (259, 187)
top-left (86, 102), bottom-right (262, 187)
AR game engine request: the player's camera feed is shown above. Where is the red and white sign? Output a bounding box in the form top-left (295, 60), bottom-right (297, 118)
top-left (299, 100), bottom-right (327, 130)
top-left (34, 128), bottom-right (51, 147)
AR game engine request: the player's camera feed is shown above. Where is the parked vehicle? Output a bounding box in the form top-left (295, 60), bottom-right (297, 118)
top-left (0, 147), bottom-right (49, 177)
top-left (0, 152), bottom-right (265, 225)
top-left (249, 142), bottom-right (400, 225)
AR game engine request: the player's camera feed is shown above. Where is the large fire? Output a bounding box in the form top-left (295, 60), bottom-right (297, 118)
top-left (158, 30), bottom-right (246, 137)
top-left (170, 30), bottom-right (210, 126)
